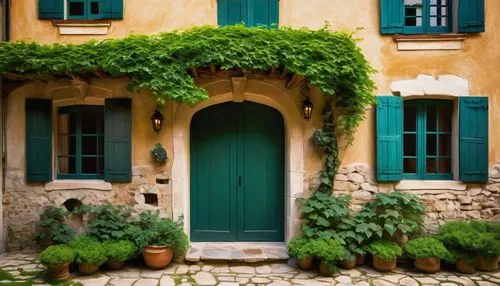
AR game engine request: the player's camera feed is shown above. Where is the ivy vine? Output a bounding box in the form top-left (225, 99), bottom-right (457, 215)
top-left (0, 25), bottom-right (375, 140)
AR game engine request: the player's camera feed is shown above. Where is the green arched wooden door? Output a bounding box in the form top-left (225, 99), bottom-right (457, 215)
top-left (190, 101), bottom-right (285, 242)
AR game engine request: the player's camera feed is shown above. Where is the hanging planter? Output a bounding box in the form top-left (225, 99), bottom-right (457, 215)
top-left (151, 143), bottom-right (168, 164)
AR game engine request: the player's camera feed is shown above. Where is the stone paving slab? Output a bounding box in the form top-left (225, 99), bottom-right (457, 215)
top-left (0, 253), bottom-right (499, 285)
top-left (187, 242), bottom-right (288, 263)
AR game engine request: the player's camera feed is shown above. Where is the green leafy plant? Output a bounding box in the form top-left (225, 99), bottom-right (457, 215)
top-left (367, 240), bottom-right (402, 261)
top-left (310, 238), bottom-right (345, 268)
top-left (473, 232), bottom-right (500, 258)
top-left (103, 240), bottom-right (138, 263)
top-left (36, 207), bottom-right (76, 246)
top-left (146, 218), bottom-right (189, 256)
top-left (404, 237), bottom-right (455, 263)
top-left (86, 203), bottom-right (133, 241)
top-left (69, 236), bottom-right (107, 265)
top-left (287, 236), bottom-right (315, 260)
top-left (39, 245), bottom-right (75, 265)
top-left (300, 192), bottom-right (351, 239)
top-left (362, 191), bottom-right (425, 238)
top-left (151, 143), bottom-right (168, 164)
top-left (125, 210), bottom-right (161, 251)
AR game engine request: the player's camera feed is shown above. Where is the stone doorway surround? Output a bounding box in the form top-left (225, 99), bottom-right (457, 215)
top-left (171, 77), bottom-right (305, 243)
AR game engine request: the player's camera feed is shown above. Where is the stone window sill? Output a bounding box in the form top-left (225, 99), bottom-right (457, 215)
top-left (393, 34), bottom-right (467, 51)
top-left (52, 20), bottom-right (111, 35)
top-left (45, 180), bottom-right (112, 192)
top-left (395, 180), bottom-right (467, 191)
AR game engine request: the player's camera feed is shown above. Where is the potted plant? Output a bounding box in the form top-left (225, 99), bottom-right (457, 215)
top-left (367, 240), bottom-right (402, 272)
top-left (142, 217), bottom-right (189, 269)
top-left (39, 245), bottom-right (75, 281)
top-left (103, 240), bottom-right (138, 270)
top-left (404, 237), bottom-right (455, 273)
top-left (310, 238), bottom-right (345, 276)
top-left (287, 236), bottom-right (314, 270)
top-left (437, 221), bottom-right (479, 274)
top-left (69, 236), bottom-right (107, 275)
top-left (473, 232), bottom-right (500, 272)
top-left (151, 143), bottom-right (168, 164)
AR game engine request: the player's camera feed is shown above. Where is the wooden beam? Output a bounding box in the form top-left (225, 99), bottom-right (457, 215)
top-left (190, 67), bottom-right (199, 78)
top-left (1, 72), bottom-right (33, 81)
top-left (267, 67), bottom-right (276, 78)
top-left (210, 64), bottom-right (216, 76)
top-left (286, 74), bottom-right (300, 89)
top-left (279, 67), bottom-right (288, 80)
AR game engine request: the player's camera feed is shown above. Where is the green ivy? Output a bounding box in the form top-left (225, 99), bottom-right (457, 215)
top-left (0, 25), bottom-right (375, 139)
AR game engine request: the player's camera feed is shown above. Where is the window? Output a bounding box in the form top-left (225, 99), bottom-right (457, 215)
top-left (218, 0), bottom-right (279, 27)
top-left (39, 0), bottom-right (123, 20)
top-left (380, 0), bottom-right (485, 34)
top-left (403, 100), bottom-right (452, 180)
top-left (57, 105), bottom-right (105, 179)
top-left (404, 0), bottom-right (450, 34)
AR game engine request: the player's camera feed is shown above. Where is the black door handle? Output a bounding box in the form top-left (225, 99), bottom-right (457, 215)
top-left (238, 176), bottom-right (242, 187)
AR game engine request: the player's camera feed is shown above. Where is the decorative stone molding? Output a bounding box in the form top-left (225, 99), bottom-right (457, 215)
top-left (393, 34), bottom-right (466, 51)
top-left (395, 180), bottom-right (467, 191)
top-left (231, 76), bottom-right (247, 102)
top-left (52, 20), bottom-right (111, 35)
top-left (45, 180), bottom-right (112, 191)
top-left (391, 74), bottom-right (469, 97)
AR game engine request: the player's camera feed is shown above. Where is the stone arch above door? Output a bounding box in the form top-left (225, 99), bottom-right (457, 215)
top-left (171, 78), bottom-right (304, 242)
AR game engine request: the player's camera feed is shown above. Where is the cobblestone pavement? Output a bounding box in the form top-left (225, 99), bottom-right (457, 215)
top-left (1, 253), bottom-right (499, 286)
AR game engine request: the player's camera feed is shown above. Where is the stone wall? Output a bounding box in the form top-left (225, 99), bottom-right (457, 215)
top-left (324, 163), bottom-right (500, 232)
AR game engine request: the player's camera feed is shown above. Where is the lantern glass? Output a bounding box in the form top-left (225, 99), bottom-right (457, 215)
top-left (302, 98), bottom-right (313, 120)
top-left (151, 109), bottom-right (164, 132)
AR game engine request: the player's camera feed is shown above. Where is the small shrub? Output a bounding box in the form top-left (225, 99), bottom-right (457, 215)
top-left (87, 203), bottom-right (132, 242)
top-left (36, 207), bottom-right (76, 246)
top-left (287, 237), bottom-right (314, 260)
top-left (367, 240), bottom-right (402, 261)
top-left (437, 220), bottom-right (479, 264)
top-left (39, 245), bottom-right (75, 265)
top-left (103, 240), bottom-right (138, 262)
top-left (69, 236), bottom-right (107, 265)
top-left (310, 238), bottom-right (346, 266)
top-left (147, 218), bottom-right (189, 256)
top-left (473, 233), bottom-right (500, 258)
top-left (404, 237), bottom-right (455, 262)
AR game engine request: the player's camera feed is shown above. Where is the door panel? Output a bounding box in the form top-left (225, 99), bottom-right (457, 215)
top-left (190, 102), bottom-right (284, 242)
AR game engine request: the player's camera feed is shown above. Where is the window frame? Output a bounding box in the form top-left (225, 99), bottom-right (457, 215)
top-left (67, 0), bottom-right (102, 20)
top-left (403, 99), bottom-right (453, 180)
top-left (57, 105), bottom-right (105, 180)
top-left (403, 0), bottom-right (452, 34)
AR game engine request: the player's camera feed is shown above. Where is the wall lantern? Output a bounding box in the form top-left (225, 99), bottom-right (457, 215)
top-left (302, 97), bottom-right (313, 120)
top-left (151, 108), bottom-right (164, 132)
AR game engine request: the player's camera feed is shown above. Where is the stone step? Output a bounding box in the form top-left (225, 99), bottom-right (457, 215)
top-left (185, 242), bottom-right (289, 263)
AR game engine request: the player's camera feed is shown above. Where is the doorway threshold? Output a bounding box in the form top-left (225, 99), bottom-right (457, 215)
top-left (186, 242), bottom-right (288, 263)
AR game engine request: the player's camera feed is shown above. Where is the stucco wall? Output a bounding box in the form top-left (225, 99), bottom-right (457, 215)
top-left (3, 0), bottom-right (500, 250)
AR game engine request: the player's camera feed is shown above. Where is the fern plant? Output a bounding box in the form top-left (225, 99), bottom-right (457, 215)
top-left (36, 207), bottom-right (76, 246)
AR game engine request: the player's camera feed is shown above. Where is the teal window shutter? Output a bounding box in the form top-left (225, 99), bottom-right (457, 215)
top-left (459, 97), bottom-right (488, 182)
top-left (248, 0), bottom-right (278, 27)
top-left (104, 98), bottom-right (132, 182)
top-left (218, 0), bottom-right (245, 26)
top-left (39, 0), bottom-right (64, 19)
top-left (99, 0), bottom-right (124, 20)
top-left (26, 99), bottom-right (52, 182)
top-left (458, 0), bottom-right (485, 33)
top-left (380, 0), bottom-right (404, 34)
top-left (376, 96), bottom-right (403, 181)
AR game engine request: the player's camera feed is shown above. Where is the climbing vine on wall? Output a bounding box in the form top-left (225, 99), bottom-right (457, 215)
top-left (0, 25), bottom-right (375, 141)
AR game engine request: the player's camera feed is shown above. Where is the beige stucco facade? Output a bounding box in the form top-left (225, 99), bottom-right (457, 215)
top-left (2, 0), bottom-right (500, 250)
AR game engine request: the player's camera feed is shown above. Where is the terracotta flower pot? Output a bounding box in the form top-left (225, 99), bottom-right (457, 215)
top-left (414, 257), bottom-right (440, 273)
top-left (372, 256), bottom-right (397, 272)
top-left (143, 245), bottom-right (174, 269)
top-left (356, 253), bottom-right (365, 266)
top-left (476, 256), bottom-right (499, 272)
top-left (78, 263), bottom-right (99, 275)
top-left (46, 263), bottom-right (71, 281)
top-left (341, 257), bottom-right (357, 269)
top-left (297, 256), bottom-right (313, 270)
top-left (107, 259), bottom-right (126, 270)
top-left (318, 261), bottom-right (335, 277)
top-left (456, 259), bottom-right (476, 274)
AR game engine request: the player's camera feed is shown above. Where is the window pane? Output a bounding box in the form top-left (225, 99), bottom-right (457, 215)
top-left (427, 106), bottom-right (437, 131)
top-left (404, 105), bottom-right (417, 131)
top-left (98, 136), bottom-right (104, 155)
top-left (404, 134), bottom-right (417, 156)
top-left (439, 134), bottom-right (451, 156)
top-left (69, 112), bottom-right (77, 134)
top-left (438, 104), bottom-right (452, 132)
top-left (404, 158), bottom-right (417, 173)
top-left (98, 157), bottom-right (104, 175)
top-left (405, 0), bottom-right (423, 27)
top-left (427, 134), bottom-right (437, 155)
top-left (69, 2), bottom-right (85, 16)
top-left (59, 157), bottom-right (76, 174)
top-left (426, 158), bottom-right (437, 173)
top-left (82, 111), bottom-right (98, 134)
top-left (82, 157), bottom-right (98, 174)
top-left (82, 136), bottom-right (97, 155)
top-left (438, 158), bottom-right (451, 173)
top-left (69, 136), bottom-right (76, 156)
top-left (91, 2), bottom-right (100, 14)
